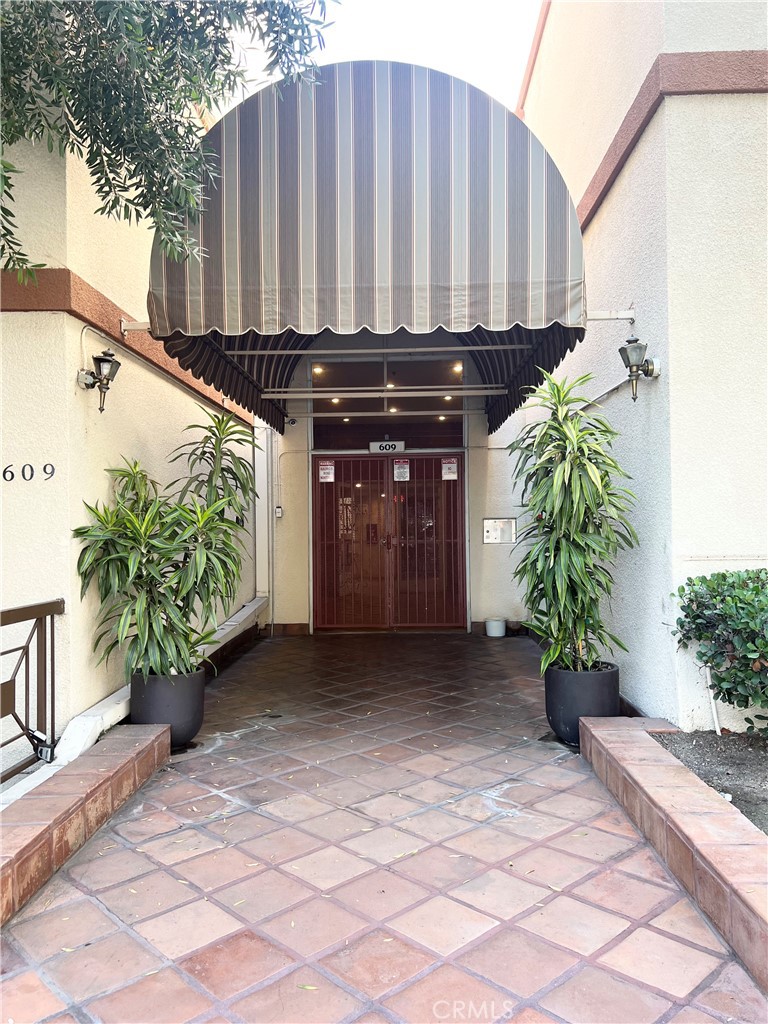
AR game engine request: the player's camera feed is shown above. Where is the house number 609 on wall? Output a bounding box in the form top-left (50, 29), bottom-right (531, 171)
top-left (2, 464), bottom-right (56, 482)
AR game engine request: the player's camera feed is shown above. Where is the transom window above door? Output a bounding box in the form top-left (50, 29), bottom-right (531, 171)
top-left (311, 359), bottom-right (465, 450)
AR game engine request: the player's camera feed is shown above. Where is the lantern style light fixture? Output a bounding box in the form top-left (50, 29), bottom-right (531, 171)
top-left (77, 349), bottom-right (122, 412)
top-left (618, 335), bottom-right (660, 401)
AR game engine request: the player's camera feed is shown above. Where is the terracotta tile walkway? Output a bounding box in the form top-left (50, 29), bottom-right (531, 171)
top-left (2, 635), bottom-right (766, 1024)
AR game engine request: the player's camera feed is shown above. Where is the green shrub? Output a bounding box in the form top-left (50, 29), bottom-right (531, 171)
top-left (673, 569), bottom-right (768, 733)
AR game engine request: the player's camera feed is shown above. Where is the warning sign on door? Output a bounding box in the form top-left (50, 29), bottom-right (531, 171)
top-left (318, 459), bottom-right (335, 482)
top-left (393, 459), bottom-right (410, 481)
top-left (441, 458), bottom-right (458, 480)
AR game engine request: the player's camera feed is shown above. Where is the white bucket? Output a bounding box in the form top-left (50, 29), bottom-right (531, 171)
top-left (485, 618), bottom-right (506, 638)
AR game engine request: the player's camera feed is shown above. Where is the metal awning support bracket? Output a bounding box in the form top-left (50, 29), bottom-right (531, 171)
top-left (586, 309), bottom-right (635, 324)
top-left (120, 319), bottom-right (152, 335)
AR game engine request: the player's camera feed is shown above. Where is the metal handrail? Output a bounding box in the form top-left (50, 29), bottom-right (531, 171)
top-left (1, 599), bottom-right (66, 626)
top-left (1, 599), bottom-right (65, 783)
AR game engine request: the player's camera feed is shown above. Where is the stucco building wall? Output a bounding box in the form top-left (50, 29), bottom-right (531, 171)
top-left (665, 91), bottom-right (768, 728)
top-left (6, 140), bottom-right (154, 322)
top-left (6, 141), bottom-right (69, 269)
top-left (663, 0), bottom-right (767, 53)
top-left (1, 146), bottom-right (260, 732)
top-left (666, 92), bottom-right (767, 575)
top-left (273, 417), bottom-right (312, 627)
top-left (466, 412), bottom-right (526, 628)
top-left (502, 110), bottom-right (677, 722)
top-left (516, 0), bottom-right (767, 728)
top-left (64, 154), bottom-right (155, 322)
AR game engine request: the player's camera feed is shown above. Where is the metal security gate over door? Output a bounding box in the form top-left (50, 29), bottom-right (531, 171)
top-left (313, 455), bottom-right (465, 629)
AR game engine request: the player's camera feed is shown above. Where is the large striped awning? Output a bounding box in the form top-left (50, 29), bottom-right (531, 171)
top-left (147, 61), bottom-right (586, 433)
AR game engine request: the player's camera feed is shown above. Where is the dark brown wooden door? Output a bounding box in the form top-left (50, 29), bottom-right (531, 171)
top-left (312, 455), bottom-right (466, 630)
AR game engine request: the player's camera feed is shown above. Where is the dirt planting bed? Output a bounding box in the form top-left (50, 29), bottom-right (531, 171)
top-left (654, 729), bottom-right (768, 834)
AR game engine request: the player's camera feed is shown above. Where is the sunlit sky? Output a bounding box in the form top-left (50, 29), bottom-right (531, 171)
top-left (237, 0), bottom-right (542, 114)
top-left (315, 0), bottom-right (542, 109)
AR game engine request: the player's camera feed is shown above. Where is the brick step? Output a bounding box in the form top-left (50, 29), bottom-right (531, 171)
top-left (580, 716), bottom-right (768, 992)
top-left (0, 724), bottom-right (170, 924)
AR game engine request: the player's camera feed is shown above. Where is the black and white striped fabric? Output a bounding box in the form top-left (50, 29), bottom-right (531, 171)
top-left (148, 61), bottom-right (586, 433)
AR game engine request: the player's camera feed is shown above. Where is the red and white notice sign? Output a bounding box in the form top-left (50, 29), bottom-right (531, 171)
top-left (393, 459), bottom-right (410, 481)
top-left (441, 457), bottom-right (458, 480)
top-left (318, 459), bottom-right (335, 482)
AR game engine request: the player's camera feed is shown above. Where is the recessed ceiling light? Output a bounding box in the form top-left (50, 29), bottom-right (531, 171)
top-left (381, 493), bottom-right (386, 498)
top-left (331, 397), bottom-right (340, 404)
top-left (312, 365), bottom-right (324, 375)
top-left (355, 482), bottom-right (362, 488)
top-left (386, 382), bottom-right (395, 389)
top-left (452, 362), bottom-right (463, 373)
top-left (438, 415), bottom-right (446, 421)
top-left (389, 407), bottom-right (398, 413)
top-left (444, 395), bottom-right (453, 401)
top-left (343, 417), bottom-right (350, 422)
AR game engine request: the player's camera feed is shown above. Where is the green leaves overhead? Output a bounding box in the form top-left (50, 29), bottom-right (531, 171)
top-left (73, 411), bottom-right (259, 679)
top-left (510, 372), bottom-right (638, 673)
top-left (1, 1), bottom-right (328, 277)
top-left (673, 570), bottom-right (768, 735)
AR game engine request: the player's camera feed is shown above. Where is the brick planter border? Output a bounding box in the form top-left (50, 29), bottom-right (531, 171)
top-left (580, 716), bottom-right (768, 992)
top-left (0, 724), bottom-right (170, 925)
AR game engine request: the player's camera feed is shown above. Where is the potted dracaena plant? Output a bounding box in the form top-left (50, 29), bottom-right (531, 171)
top-left (510, 372), bottom-right (638, 746)
top-left (74, 410), bottom-right (257, 747)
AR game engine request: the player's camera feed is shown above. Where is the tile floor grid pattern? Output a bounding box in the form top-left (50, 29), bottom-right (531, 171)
top-left (1, 635), bottom-right (764, 1024)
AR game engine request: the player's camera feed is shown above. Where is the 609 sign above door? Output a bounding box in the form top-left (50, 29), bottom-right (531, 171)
top-left (368, 441), bottom-right (405, 453)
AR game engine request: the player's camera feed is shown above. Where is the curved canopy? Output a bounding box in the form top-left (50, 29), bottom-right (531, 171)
top-left (148, 61), bottom-right (586, 432)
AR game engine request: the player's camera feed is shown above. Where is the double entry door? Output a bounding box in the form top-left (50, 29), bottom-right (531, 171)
top-left (312, 454), bottom-right (466, 630)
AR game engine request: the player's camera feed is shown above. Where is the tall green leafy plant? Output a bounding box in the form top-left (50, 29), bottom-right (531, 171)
top-left (74, 412), bottom-right (257, 679)
top-left (510, 372), bottom-right (638, 672)
top-left (169, 409), bottom-right (256, 519)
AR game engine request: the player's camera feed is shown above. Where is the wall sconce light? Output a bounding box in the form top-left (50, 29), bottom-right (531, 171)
top-left (618, 335), bottom-right (660, 401)
top-left (77, 349), bottom-right (121, 412)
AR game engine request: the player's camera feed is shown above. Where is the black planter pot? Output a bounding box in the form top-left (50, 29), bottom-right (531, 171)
top-left (130, 669), bottom-right (206, 749)
top-left (544, 663), bottom-right (620, 748)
